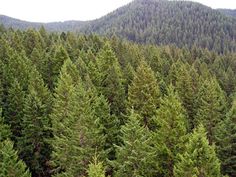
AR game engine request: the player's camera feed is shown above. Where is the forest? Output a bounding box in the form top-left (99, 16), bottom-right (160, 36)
top-left (1, 0), bottom-right (236, 54)
top-left (0, 22), bottom-right (236, 177)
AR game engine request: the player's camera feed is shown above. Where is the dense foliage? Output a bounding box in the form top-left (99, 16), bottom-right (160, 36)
top-left (1, 0), bottom-right (236, 53)
top-left (1, 26), bottom-right (236, 177)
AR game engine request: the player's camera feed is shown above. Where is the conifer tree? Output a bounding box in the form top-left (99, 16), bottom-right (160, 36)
top-left (155, 85), bottom-right (187, 176)
top-left (0, 140), bottom-right (31, 177)
top-left (4, 79), bottom-right (25, 141)
top-left (18, 68), bottom-right (52, 176)
top-left (127, 59), bottom-right (160, 129)
top-left (175, 64), bottom-right (200, 130)
top-left (215, 99), bottom-right (236, 176)
top-left (113, 111), bottom-right (158, 177)
top-left (174, 125), bottom-right (222, 177)
top-left (0, 109), bottom-right (11, 142)
top-left (195, 78), bottom-right (227, 143)
top-left (51, 59), bottom-right (105, 176)
top-left (87, 155), bottom-right (106, 177)
top-left (96, 42), bottom-right (125, 116)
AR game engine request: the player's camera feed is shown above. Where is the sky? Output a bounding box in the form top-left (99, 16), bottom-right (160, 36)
top-left (0, 0), bottom-right (236, 23)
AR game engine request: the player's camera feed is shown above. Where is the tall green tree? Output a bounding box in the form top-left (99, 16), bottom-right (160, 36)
top-left (195, 78), bottom-right (227, 143)
top-left (215, 99), bottom-right (236, 176)
top-left (174, 125), bottom-right (222, 177)
top-left (51, 59), bottom-right (105, 176)
top-left (155, 86), bottom-right (188, 177)
top-left (127, 59), bottom-right (160, 129)
top-left (0, 140), bottom-right (31, 177)
top-left (113, 111), bottom-right (158, 177)
top-left (0, 108), bottom-right (11, 142)
top-left (4, 79), bottom-right (25, 142)
top-left (18, 68), bottom-right (52, 177)
top-left (96, 42), bottom-right (125, 117)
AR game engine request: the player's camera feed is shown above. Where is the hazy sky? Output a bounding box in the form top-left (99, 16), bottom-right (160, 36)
top-left (0, 0), bottom-right (235, 22)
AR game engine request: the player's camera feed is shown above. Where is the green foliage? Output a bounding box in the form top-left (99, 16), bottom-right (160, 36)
top-left (4, 79), bottom-right (25, 141)
top-left (18, 68), bottom-right (52, 176)
top-left (215, 99), bottom-right (236, 176)
top-left (0, 140), bottom-right (31, 177)
top-left (195, 78), bottom-right (227, 143)
top-left (128, 59), bottom-right (160, 129)
top-left (51, 59), bottom-right (105, 176)
top-left (95, 42), bottom-right (125, 116)
top-left (174, 125), bottom-right (222, 177)
top-left (113, 111), bottom-right (158, 177)
top-left (155, 85), bottom-right (188, 176)
top-left (0, 109), bottom-right (11, 142)
top-left (87, 155), bottom-right (106, 177)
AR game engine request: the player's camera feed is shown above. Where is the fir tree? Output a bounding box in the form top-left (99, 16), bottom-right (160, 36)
top-left (155, 85), bottom-right (188, 176)
top-left (174, 125), bottom-right (222, 177)
top-left (0, 140), bottom-right (31, 177)
top-left (215, 99), bottom-right (236, 176)
top-left (87, 155), bottom-right (106, 177)
top-left (113, 111), bottom-right (158, 177)
top-left (4, 79), bottom-right (25, 142)
top-left (127, 59), bottom-right (160, 129)
top-left (96, 42), bottom-right (125, 116)
top-left (18, 68), bottom-right (52, 177)
top-left (51, 59), bottom-right (105, 176)
top-left (195, 78), bottom-right (227, 143)
top-left (0, 109), bottom-right (11, 142)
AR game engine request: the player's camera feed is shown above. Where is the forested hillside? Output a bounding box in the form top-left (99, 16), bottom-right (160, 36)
top-left (1, 0), bottom-right (236, 53)
top-left (0, 26), bottom-right (236, 177)
top-left (82, 0), bottom-right (236, 53)
top-left (218, 9), bottom-right (236, 18)
top-left (0, 15), bottom-right (87, 31)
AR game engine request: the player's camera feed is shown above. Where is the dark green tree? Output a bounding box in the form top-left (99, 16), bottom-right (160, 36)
top-left (174, 125), bottom-right (222, 177)
top-left (113, 111), bottom-right (158, 177)
top-left (0, 140), bottom-right (31, 177)
top-left (195, 78), bottom-right (227, 144)
top-left (127, 59), bottom-right (160, 129)
top-left (155, 85), bottom-right (188, 177)
top-left (4, 79), bottom-right (25, 142)
top-left (215, 99), bottom-right (236, 176)
top-left (51, 59), bottom-right (105, 176)
top-left (18, 68), bottom-right (52, 177)
top-left (96, 42), bottom-right (125, 116)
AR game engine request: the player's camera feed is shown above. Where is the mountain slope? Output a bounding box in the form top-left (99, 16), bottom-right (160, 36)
top-left (0, 15), bottom-right (87, 32)
top-left (218, 9), bottom-right (236, 18)
top-left (82, 0), bottom-right (236, 53)
top-left (1, 0), bottom-right (236, 53)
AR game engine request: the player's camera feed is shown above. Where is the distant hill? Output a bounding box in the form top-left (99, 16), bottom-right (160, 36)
top-left (1, 0), bottom-right (236, 53)
top-left (82, 0), bottom-right (236, 53)
top-left (218, 9), bottom-right (236, 18)
top-left (0, 15), bottom-right (87, 32)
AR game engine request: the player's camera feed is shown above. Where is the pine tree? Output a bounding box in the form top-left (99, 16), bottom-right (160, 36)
top-left (51, 59), bottom-right (105, 176)
top-left (90, 94), bottom-right (119, 161)
top-left (113, 111), bottom-right (158, 177)
top-left (0, 109), bottom-right (11, 142)
top-left (0, 140), bottom-right (31, 177)
top-left (127, 59), bottom-right (160, 129)
top-left (174, 125), bottom-right (222, 177)
top-left (4, 79), bottom-right (25, 142)
top-left (215, 99), bottom-right (236, 176)
top-left (96, 42), bottom-right (125, 116)
top-left (175, 64), bottom-right (200, 130)
top-left (195, 78), bottom-right (227, 144)
top-left (155, 85), bottom-right (188, 177)
top-left (18, 68), bottom-right (52, 176)
top-left (87, 155), bottom-right (106, 177)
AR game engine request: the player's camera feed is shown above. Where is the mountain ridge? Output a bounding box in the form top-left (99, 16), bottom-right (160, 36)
top-left (1, 0), bottom-right (236, 53)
